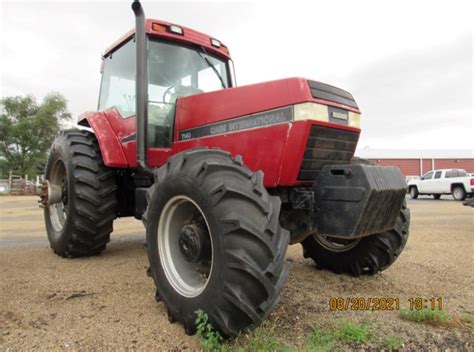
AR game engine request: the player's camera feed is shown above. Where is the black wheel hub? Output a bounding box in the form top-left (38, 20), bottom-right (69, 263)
top-left (178, 224), bottom-right (209, 262)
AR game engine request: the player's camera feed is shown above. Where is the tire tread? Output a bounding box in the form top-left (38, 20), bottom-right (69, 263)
top-left (46, 129), bottom-right (117, 258)
top-left (301, 200), bottom-right (409, 276)
top-left (144, 148), bottom-right (289, 337)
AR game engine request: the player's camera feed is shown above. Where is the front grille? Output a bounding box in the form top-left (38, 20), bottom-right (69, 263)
top-left (308, 80), bottom-right (359, 109)
top-left (298, 125), bottom-right (359, 180)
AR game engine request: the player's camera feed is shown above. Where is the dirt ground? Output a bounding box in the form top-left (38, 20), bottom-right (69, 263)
top-left (1, 195), bottom-right (473, 351)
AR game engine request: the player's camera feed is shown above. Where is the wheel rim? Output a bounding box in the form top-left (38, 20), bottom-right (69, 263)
top-left (453, 188), bottom-right (463, 200)
top-left (313, 233), bottom-right (360, 252)
top-left (48, 159), bottom-right (68, 232)
top-left (158, 195), bottom-right (213, 298)
top-left (410, 188), bottom-right (416, 197)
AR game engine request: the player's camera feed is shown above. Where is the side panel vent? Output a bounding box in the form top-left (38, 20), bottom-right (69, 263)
top-left (298, 125), bottom-right (359, 180)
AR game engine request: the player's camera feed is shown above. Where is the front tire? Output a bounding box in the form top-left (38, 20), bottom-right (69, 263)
top-left (301, 200), bottom-right (410, 276)
top-left (144, 149), bottom-right (289, 337)
top-left (44, 130), bottom-right (117, 257)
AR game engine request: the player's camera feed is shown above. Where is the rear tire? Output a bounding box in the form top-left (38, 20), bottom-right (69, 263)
top-left (452, 186), bottom-right (466, 201)
top-left (44, 130), bottom-right (117, 257)
top-left (144, 148), bottom-right (289, 337)
top-left (409, 186), bottom-right (419, 199)
top-left (301, 200), bottom-right (410, 276)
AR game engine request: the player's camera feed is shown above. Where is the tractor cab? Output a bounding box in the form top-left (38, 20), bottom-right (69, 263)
top-left (97, 19), bottom-right (234, 148)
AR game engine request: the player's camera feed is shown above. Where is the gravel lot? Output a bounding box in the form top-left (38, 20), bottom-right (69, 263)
top-left (1, 195), bottom-right (473, 350)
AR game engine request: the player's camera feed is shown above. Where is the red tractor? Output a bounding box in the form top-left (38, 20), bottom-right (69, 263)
top-left (40, 0), bottom-right (410, 337)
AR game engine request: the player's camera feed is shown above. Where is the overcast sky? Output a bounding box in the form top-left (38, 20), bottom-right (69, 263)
top-left (1, 0), bottom-right (472, 152)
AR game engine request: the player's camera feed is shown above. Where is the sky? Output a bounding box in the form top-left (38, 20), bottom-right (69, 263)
top-left (0, 0), bottom-right (473, 153)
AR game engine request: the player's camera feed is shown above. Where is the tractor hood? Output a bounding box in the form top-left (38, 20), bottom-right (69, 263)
top-left (81, 76), bottom-right (361, 187)
top-left (174, 77), bottom-right (360, 142)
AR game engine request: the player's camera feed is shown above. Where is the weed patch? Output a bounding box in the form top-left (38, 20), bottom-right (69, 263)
top-left (382, 334), bottom-right (404, 350)
top-left (305, 326), bottom-right (336, 352)
top-left (195, 309), bottom-right (226, 352)
top-left (398, 308), bottom-right (449, 325)
top-left (334, 320), bottom-right (372, 343)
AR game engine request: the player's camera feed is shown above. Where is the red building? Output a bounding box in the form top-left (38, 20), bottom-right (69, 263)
top-left (356, 149), bottom-right (474, 177)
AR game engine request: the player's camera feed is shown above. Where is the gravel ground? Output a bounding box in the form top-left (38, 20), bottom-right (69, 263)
top-left (0, 195), bottom-right (473, 351)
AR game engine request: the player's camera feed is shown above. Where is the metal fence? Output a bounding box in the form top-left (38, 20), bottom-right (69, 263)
top-left (10, 178), bottom-right (37, 195)
top-left (0, 174), bottom-right (40, 195)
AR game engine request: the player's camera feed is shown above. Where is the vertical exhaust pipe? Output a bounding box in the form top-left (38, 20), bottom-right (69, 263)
top-left (131, 0), bottom-right (148, 170)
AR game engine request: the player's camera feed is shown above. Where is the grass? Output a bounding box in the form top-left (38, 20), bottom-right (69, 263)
top-left (195, 312), bottom-right (406, 352)
top-left (461, 313), bottom-right (474, 326)
top-left (305, 327), bottom-right (336, 352)
top-left (195, 309), bottom-right (226, 352)
top-left (195, 310), bottom-right (293, 352)
top-left (245, 325), bottom-right (294, 352)
top-left (382, 334), bottom-right (404, 350)
top-left (398, 308), bottom-right (449, 325)
top-left (305, 320), bottom-right (377, 351)
top-left (333, 320), bottom-right (372, 343)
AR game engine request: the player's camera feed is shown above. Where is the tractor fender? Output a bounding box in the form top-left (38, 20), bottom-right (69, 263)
top-left (77, 111), bottom-right (129, 168)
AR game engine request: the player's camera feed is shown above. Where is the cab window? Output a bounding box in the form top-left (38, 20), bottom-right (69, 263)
top-left (445, 170), bottom-right (457, 178)
top-left (98, 37), bottom-right (231, 148)
top-left (421, 171), bottom-right (434, 180)
top-left (434, 171), bottom-right (442, 179)
top-left (99, 39), bottom-right (136, 118)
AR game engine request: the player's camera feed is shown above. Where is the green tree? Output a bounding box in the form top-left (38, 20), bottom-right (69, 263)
top-left (0, 93), bottom-right (71, 176)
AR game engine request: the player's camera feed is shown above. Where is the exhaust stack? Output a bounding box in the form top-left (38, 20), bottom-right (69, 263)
top-left (131, 0), bottom-right (148, 169)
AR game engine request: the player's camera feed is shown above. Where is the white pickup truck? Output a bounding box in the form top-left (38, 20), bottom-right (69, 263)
top-left (407, 169), bottom-right (474, 201)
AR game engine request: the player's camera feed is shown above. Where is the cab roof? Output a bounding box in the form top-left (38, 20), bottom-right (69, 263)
top-left (429, 169), bottom-right (466, 172)
top-left (102, 18), bottom-right (231, 60)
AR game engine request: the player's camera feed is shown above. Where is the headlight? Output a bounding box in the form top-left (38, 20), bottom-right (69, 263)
top-left (348, 111), bottom-right (361, 128)
top-left (293, 102), bottom-right (361, 128)
top-left (293, 102), bottom-right (328, 122)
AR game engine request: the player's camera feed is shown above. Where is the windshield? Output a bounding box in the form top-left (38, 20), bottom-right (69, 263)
top-left (148, 38), bottom-right (230, 101)
top-left (147, 39), bottom-right (230, 147)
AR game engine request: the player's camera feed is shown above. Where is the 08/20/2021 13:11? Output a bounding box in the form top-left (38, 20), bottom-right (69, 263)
top-left (329, 297), bottom-right (443, 311)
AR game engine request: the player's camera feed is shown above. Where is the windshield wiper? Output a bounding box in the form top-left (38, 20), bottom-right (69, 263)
top-left (197, 46), bottom-right (227, 89)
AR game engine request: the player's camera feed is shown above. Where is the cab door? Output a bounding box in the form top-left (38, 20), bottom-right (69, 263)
top-left (418, 171), bottom-right (434, 193)
top-left (431, 170), bottom-right (443, 193)
top-left (145, 38), bottom-right (232, 167)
